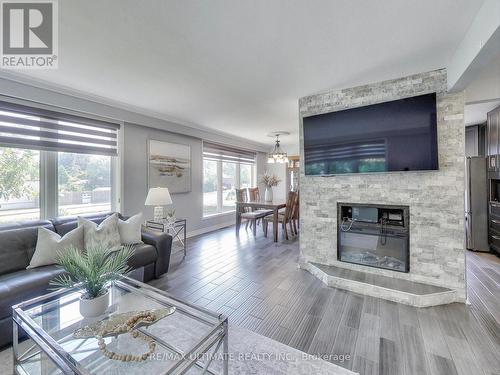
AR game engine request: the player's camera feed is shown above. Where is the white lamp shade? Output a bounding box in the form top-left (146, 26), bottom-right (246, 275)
top-left (145, 187), bottom-right (172, 206)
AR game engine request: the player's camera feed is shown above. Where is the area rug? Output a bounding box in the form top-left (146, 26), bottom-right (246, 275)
top-left (0, 324), bottom-right (357, 374)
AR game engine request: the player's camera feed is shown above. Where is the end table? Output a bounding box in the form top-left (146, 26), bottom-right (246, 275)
top-left (146, 218), bottom-right (187, 256)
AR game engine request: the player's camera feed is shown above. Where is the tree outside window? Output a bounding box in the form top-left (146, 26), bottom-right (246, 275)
top-left (0, 147), bottom-right (40, 223)
top-left (58, 152), bottom-right (112, 216)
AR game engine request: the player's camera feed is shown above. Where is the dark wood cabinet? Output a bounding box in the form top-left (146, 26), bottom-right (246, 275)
top-left (487, 108), bottom-right (500, 171)
top-left (486, 105), bottom-right (500, 255)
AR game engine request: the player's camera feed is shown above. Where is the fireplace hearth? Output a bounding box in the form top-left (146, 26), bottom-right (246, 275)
top-left (337, 203), bottom-right (409, 273)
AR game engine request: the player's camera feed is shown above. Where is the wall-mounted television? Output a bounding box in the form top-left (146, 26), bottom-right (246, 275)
top-left (303, 93), bottom-right (438, 176)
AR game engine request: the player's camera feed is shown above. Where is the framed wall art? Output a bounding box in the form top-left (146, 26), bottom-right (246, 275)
top-left (148, 139), bottom-right (191, 193)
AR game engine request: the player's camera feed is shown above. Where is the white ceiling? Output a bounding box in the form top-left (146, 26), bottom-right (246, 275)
top-left (2, 0), bottom-right (486, 153)
top-left (465, 52), bottom-right (500, 104)
top-left (465, 101), bottom-right (500, 126)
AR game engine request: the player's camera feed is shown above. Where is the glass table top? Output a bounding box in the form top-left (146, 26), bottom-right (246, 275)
top-left (13, 277), bottom-right (226, 375)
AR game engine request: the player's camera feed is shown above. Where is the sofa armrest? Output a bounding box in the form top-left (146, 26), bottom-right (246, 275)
top-left (141, 229), bottom-right (173, 278)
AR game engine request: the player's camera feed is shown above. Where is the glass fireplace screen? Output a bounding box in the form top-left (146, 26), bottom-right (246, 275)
top-left (337, 203), bottom-right (409, 273)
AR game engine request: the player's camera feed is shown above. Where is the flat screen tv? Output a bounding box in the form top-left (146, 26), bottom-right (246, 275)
top-left (303, 93), bottom-right (438, 175)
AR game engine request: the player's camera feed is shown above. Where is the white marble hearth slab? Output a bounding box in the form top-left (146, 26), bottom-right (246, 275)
top-left (304, 262), bottom-right (457, 307)
top-left (0, 324), bottom-right (357, 375)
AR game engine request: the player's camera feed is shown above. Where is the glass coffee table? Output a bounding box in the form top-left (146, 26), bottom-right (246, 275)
top-left (12, 276), bottom-right (228, 374)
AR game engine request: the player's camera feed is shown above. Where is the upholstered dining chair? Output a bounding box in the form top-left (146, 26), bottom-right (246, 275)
top-left (236, 188), bottom-right (249, 219)
top-left (236, 188), bottom-right (269, 236)
top-left (263, 191), bottom-right (298, 240)
top-left (248, 187), bottom-right (273, 228)
top-left (290, 191), bottom-right (299, 235)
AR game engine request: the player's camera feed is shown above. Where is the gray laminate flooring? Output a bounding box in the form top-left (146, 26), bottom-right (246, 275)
top-left (150, 226), bottom-right (500, 375)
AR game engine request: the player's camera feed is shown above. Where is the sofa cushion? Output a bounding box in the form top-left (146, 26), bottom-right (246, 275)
top-left (0, 265), bottom-right (65, 318)
top-left (0, 220), bottom-right (55, 275)
top-left (128, 244), bottom-right (158, 270)
top-left (118, 212), bottom-right (144, 245)
top-left (51, 212), bottom-right (116, 237)
top-left (27, 226), bottom-right (84, 269)
top-left (78, 213), bottom-right (121, 251)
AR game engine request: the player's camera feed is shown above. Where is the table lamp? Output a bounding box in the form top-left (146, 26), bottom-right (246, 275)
top-left (145, 187), bottom-right (172, 222)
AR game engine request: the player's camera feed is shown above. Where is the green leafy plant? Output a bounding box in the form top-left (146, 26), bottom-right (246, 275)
top-left (0, 148), bottom-right (39, 201)
top-left (50, 245), bottom-right (134, 299)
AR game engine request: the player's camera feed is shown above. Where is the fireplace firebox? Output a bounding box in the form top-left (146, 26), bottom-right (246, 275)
top-left (337, 203), bottom-right (409, 273)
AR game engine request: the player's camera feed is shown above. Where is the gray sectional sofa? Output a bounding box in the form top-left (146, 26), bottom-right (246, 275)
top-left (0, 212), bottom-right (172, 348)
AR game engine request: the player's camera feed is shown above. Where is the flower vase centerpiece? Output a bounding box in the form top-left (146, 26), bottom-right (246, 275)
top-left (50, 245), bottom-right (134, 318)
top-left (260, 172), bottom-right (281, 202)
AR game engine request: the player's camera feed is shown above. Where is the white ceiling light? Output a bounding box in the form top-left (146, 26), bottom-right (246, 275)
top-left (267, 131), bottom-right (290, 164)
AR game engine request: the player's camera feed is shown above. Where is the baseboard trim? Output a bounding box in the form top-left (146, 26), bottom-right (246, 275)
top-left (172, 221), bottom-right (234, 242)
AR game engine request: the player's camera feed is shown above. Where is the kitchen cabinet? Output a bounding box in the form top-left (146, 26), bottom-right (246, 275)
top-left (487, 106), bottom-right (500, 171)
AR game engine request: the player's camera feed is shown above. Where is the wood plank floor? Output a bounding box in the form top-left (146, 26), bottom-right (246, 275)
top-left (150, 226), bottom-right (500, 375)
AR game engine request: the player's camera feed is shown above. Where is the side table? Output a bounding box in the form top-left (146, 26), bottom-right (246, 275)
top-left (146, 218), bottom-right (187, 256)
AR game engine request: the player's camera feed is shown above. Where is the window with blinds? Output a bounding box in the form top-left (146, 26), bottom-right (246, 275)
top-left (202, 141), bottom-right (257, 216)
top-left (0, 100), bottom-right (120, 156)
top-left (203, 141), bottom-right (256, 164)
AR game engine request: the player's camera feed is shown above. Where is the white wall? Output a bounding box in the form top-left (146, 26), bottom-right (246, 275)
top-left (264, 163), bottom-right (288, 201)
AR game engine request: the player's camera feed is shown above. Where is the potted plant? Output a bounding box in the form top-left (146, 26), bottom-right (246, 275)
top-left (165, 208), bottom-right (176, 227)
top-left (259, 172), bottom-right (281, 202)
top-left (51, 245), bottom-right (134, 318)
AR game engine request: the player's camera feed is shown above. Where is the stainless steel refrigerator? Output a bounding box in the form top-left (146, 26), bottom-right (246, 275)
top-left (465, 157), bottom-right (489, 251)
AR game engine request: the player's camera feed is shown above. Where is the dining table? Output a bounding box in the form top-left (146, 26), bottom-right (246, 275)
top-left (235, 199), bottom-right (287, 242)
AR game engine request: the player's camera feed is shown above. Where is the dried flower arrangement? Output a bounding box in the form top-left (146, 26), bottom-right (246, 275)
top-left (259, 172), bottom-right (281, 187)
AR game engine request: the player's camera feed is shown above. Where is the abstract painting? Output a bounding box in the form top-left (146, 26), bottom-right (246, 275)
top-left (148, 140), bottom-right (191, 193)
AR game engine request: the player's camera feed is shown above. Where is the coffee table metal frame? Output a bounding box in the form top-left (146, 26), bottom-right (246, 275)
top-left (12, 276), bottom-right (228, 375)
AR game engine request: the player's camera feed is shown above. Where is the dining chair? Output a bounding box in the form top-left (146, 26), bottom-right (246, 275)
top-left (290, 191), bottom-right (299, 235)
top-left (236, 188), bottom-right (269, 236)
top-left (248, 187), bottom-right (273, 229)
top-left (248, 187), bottom-right (260, 201)
top-left (236, 188), bottom-right (249, 229)
top-left (263, 191), bottom-right (297, 240)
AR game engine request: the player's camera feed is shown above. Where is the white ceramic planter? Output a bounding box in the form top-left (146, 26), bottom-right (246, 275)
top-left (79, 290), bottom-right (109, 318)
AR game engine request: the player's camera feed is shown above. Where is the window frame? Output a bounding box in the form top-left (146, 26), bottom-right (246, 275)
top-left (202, 158), bottom-right (255, 218)
top-left (0, 145), bottom-right (119, 223)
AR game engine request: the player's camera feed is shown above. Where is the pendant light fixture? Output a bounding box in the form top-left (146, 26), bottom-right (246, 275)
top-left (267, 131), bottom-right (290, 164)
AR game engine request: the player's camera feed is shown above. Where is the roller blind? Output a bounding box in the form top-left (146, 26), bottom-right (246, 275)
top-left (0, 100), bottom-right (120, 156)
top-left (203, 141), bottom-right (256, 164)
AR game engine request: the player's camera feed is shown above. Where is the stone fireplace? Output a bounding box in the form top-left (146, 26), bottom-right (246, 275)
top-left (298, 69), bottom-right (466, 306)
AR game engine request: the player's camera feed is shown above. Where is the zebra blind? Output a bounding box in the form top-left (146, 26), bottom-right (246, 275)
top-left (304, 140), bottom-right (386, 164)
top-left (203, 141), bottom-right (256, 164)
top-left (0, 100), bottom-right (120, 156)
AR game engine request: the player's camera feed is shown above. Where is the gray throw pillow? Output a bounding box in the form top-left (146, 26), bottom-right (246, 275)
top-left (27, 226), bottom-right (84, 269)
top-left (77, 213), bottom-right (122, 251)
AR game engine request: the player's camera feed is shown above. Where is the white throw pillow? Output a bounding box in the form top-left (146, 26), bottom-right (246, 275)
top-left (118, 212), bottom-right (144, 244)
top-left (78, 213), bottom-right (122, 251)
top-left (27, 226), bottom-right (84, 269)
